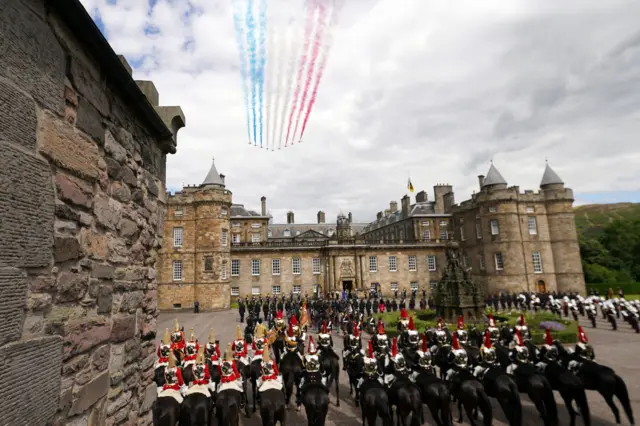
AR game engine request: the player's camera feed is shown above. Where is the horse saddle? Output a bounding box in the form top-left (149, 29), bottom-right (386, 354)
top-left (185, 384), bottom-right (212, 398)
top-left (158, 389), bottom-right (183, 404)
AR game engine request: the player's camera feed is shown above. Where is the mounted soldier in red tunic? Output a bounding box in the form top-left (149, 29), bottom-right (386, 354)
top-left (153, 352), bottom-right (185, 425)
top-left (170, 319), bottom-right (186, 365)
top-left (181, 346), bottom-right (215, 424)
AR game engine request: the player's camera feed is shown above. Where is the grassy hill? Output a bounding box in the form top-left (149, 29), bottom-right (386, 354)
top-left (574, 202), bottom-right (640, 239)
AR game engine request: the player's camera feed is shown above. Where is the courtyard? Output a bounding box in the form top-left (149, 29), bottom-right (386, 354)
top-left (157, 309), bottom-right (639, 426)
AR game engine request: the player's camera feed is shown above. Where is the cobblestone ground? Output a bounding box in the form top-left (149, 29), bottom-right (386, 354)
top-left (157, 309), bottom-right (639, 425)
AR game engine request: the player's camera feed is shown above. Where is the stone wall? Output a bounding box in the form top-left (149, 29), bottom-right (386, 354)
top-left (0, 1), bottom-right (182, 424)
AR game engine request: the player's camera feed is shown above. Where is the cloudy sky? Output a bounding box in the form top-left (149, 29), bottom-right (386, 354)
top-left (80, 0), bottom-right (640, 224)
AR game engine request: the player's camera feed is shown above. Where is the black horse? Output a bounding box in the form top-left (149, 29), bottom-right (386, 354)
top-left (414, 368), bottom-right (452, 426)
top-left (478, 366), bottom-right (522, 426)
top-left (180, 392), bottom-right (213, 426)
top-left (359, 377), bottom-right (394, 426)
top-left (153, 395), bottom-right (181, 426)
top-left (216, 389), bottom-right (242, 426)
top-left (318, 347), bottom-right (340, 406)
top-left (259, 388), bottom-right (286, 426)
top-left (280, 351), bottom-right (304, 406)
top-left (345, 350), bottom-right (364, 405)
top-left (249, 358), bottom-right (263, 413)
top-left (387, 377), bottom-right (423, 426)
top-left (300, 384), bottom-right (330, 426)
top-left (538, 360), bottom-right (590, 426)
top-left (555, 342), bottom-right (634, 425)
top-left (448, 369), bottom-right (493, 426)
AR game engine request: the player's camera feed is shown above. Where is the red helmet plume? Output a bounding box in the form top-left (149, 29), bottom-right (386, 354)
top-left (421, 333), bottom-right (428, 352)
top-left (544, 328), bottom-right (553, 346)
top-left (452, 332), bottom-right (460, 350)
top-left (519, 314), bottom-right (526, 326)
top-left (287, 323), bottom-right (294, 337)
top-left (391, 337), bottom-right (398, 358)
top-left (488, 313), bottom-right (495, 327)
top-left (578, 326), bottom-right (588, 343)
top-left (377, 320), bottom-right (385, 335)
top-left (321, 321), bottom-right (327, 334)
top-left (290, 315), bottom-right (298, 326)
top-left (368, 340), bottom-right (374, 358)
top-left (400, 308), bottom-right (408, 319)
top-left (276, 310), bottom-right (283, 320)
top-left (408, 317), bottom-right (415, 331)
top-left (353, 322), bottom-right (359, 338)
top-left (437, 317), bottom-right (443, 330)
top-left (457, 315), bottom-right (465, 330)
top-left (483, 330), bottom-right (492, 349)
top-left (515, 328), bottom-right (524, 346)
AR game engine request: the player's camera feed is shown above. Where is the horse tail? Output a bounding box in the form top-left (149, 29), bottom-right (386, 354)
top-left (541, 377), bottom-right (558, 426)
top-left (477, 387), bottom-right (493, 426)
top-left (614, 374), bottom-right (635, 425)
top-left (574, 382), bottom-right (591, 426)
top-left (410, 389), bottom-right (423, 426)
top-left (506, 380), bottom-right (523, 426)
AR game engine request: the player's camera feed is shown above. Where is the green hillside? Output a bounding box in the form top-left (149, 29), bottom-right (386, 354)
top-left (574, 203), bottom-right (640, 292)
top-left (574, 202), bottom-right (640, 239)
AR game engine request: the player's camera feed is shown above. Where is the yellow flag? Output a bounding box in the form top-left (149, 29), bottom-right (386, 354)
top-left (408, 178), bottom-right (415, 193)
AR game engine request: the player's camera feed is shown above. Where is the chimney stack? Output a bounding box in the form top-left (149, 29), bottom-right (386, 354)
top-left (317, 211), bottom-right (325, 224)
top-left (287, 211), bottom-right (294, 224)
top-left (478, 175), bottom-right (485, 189)
top-left (261, 196), bottom-right (266, 216)
top-left (389, 201), bottom-right (398, 213)
top-left (348, 212), bottom-right (352, 223)
top-left (415, 190), bottom-right (428, 203)
top-left (401, 195), bottom-right (411, 218)
top-left (377, 211), bottom-right (383, 220)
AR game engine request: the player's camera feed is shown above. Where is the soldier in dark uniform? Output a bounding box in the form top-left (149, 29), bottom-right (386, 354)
top-left (372, 299), bottom-right (379, 314)
top-left (365, 298), bottom-right (372, 316)
top-left (409, 297), bottom-right (416, 310)
top-left (391, 299), bottom-right (398, 312)
top-left (238, 297), bottom-right (246, 322)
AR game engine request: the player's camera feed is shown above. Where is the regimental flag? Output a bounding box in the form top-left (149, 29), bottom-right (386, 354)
top-left (408, 178), bottom-right (415, 193)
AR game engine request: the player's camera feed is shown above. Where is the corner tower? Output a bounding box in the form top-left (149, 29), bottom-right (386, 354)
top-left (159, 157), bottom-right (233, 310)
top-left (540, 163), bottom-right (585, 294)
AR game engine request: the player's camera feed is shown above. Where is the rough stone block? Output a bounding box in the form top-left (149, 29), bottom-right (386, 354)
top-left (54, 235), bottom-right (83, 263)
top-left (105, 130), bottom-right (128, 163)
top-left (0, 268), bottom-right (28, 345)
top-left (0, 142), bottom-right (55, 268)
top-left (110, 181), bottom-right (131, 203)
top-left (38, 111), bottom-right (101, 181)
top-left (97, 284), bottom-right (113, 314)
top-left (76, 95), bottom-right (105, 145)
top-left (92, 263), bottom-right (115, 280)
top-left (55, 171), bottom-right (94, 208)
top-left (56, 271), bottom-right (89, 302)
top-left (0, 336), bottom-right (63, 425)
top-left (69, 371), bottom-right (109, 416)
top-left (94, 195), bottom-right (122, 231)
top-left (80, 228), bottom-right (110, 260)
top-left (111, 314), bottom-right (136, 342)
top-left (0, 78), bottom-right (37, 151)
top-left (0, 2), bottom-right (66, 113)
top-left (64, 317), bottom-right (111, 359)
top-left (68, 56), bottom-right (110, 116)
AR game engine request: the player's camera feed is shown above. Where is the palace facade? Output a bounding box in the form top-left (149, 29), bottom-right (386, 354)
top-left (158, 159), bottom-right (585, 310)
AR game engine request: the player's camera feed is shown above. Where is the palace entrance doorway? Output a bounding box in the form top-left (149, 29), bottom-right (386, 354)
top-left (537, 280), bottom-right (546, 293)
top-left (342, 280), bottom-right (353, 292)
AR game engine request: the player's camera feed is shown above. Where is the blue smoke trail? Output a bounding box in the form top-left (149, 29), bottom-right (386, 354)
top-left (257, 0), bottom-right (268, 147)
top-left (231, 0), bottom-right (251, 143)
top-left (246, 0), bottom-right (258, 145)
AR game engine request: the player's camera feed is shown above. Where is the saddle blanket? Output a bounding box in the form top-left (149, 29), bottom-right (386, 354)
top-left (154, 361), bottom-right (168, 370)
top-left (235, 356), bottom-right (249, 366)
top-left (252, 354), bottom-right (264, 362)
top-left (158, 389), bottom-right (183, 404)
top-left (258, 380), bottom-right (284, 392)
top-left (217, 381), bottom-right (244, 393)
top-left (185, 384), bottom-right (213, 397)
top-left (183, 359), bottom-right (196, 367)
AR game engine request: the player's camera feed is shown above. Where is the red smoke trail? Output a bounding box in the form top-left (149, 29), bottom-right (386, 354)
top-left (299, 2), bottom-right (337, 140)
top-left (292, 1), bottom-right (327, 143)
top-left (284, 0), bottom-right (316, 146)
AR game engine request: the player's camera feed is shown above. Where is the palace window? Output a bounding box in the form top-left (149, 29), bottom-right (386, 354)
top-left (232, 233), bottom-right (240, 244)
top-left (494, 252), bottom-right (504, 271)
top-left (272, 285), bottom-right (281, 295)
top-left (490, 219), bottom-right (500, 235)
top-left (292, 257), bottom-right (301, 274)
top-left (369, 256), bottom-right (377, 272)
top-left (231, 287), bottom-right (239, 296)
top-left (221, 230), bottom-right (228, 246)
top-left (231, 259), bottom-right (240, 276)
top-left (421, 220), bottom-right (430, 226)
top-left (489, 206), bottom-right (497, 213)
top-left (221, 207), bottom-right (227, 216)
top-left (174, 208), bottom-right (183, 217)
top-left (221, 262), bottom-right (228, 280)
top-left (460, 226), bottom-right (465, 241)
top-left (371, 283), bottom-right (378, 291)
top-left (532, 251), bottom-right (543, 273)
top-left (204, 256), bottom-right (213, 272)
top-left (410, 282), bottom-right (418, 291)
top-left (423, 230), bottom-right (431, 241)
top-left (272, 259), bottom-right (281, 275)
top-left (427, 255), bottom-right (437, 271)
top-left (252, 286), bottom-right (260, 295)
top-left (526, 206), bottom-right (535, 213)
top-left (391, 282), bottom-right (398, 291)
top-left (293, 285), bottom-right (301, 294)
top-left (528, 216), bottom-right (537, 235)
top-left (232, 222), bottom-right (240, 228)
top-left (172, 260), bottom-right (182, 281)
top-left (312, 258), bottom-right (321, 274)
top-left (429, 280), bottom-right (438, 291)
top-left (283, 229), bottom-right (291, 237)
top-left (439, 220), bottom-right (448, 227)
top-left (252, 233), bottom-right (261, 243)
top-left (440, 230), bottom-right (448, 240)
top-left (389, 256), bottom-right (397, 272)
top-left (408, 255), bottom-right (417, 271)
top-left (251, 259), bottom-right (261, 276)
top-left (268, 229), bottom-right (272, 237)
top-left (476, 222), bottom-right (482, 239)
top-left (479, 253), bottom-right (486, 270)
top-left (173, 227), bottom-right (183, 248)
top-left (251, 223), bottom-right (261, 228)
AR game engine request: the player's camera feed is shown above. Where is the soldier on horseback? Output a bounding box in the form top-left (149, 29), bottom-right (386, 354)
top-left (184, 328), bottom-right (199, 367)
top-left (296, 336), bottom-right (328, 407)
top-left (399, 316), bottom-right (419, 351)
top-left (372, 320), bottom-right (389, 357)
top-left (218, 343), bottom-right (245, 406)
top-left (257, 343), bottom-right (283, 392)
top-left (252, 324), bottom-right (268, 362)
top-left (187, 346), bottom-right (217, 396)
top-left (284, 323), bottom-right (302, 360)
top-left (455, 315), bottom-right (469, 345)
top-left (514, 313), bottom-right (531, 342)
top-left (317, 320), bottom-right (338, 357)
top-left (431, 317), bottom-right (448, 353)
top-left (506, 329), bottom-right (531, 374)
top-left (342, 322), bottom-right (362, 370)
top-left (361, 340), bottom-right (383, 386)
top-left (472, 330), bottom-right (498, 379)
top-left (160, 353), bottom-right (187, 399)
top-left (445, 332), bottom-right (469, 380)
top-left (397, 308), bottom-right (410, 332)
top-left (537, 328), bottom-right (559, 364)
top-left (205, 328), bottom-right (221, 366)
top-left (155, 328), bottom-right (172, 371)
top-left (170, 319), bottom-right (186, 364)
top-left (486, 313), bottom-right (500, 343)
top-left (572, 326), bottom-right (595, 362)
top-left (385, 337), bottom-right (410, 387)
top-left (232, 325), bottom-right (249, 366)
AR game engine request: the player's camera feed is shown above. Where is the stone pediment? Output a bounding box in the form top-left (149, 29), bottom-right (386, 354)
top-left (293, 229), bottom-right (328, 240)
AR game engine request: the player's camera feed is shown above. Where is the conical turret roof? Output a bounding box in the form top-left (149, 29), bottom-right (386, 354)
top-left (482, 163), bottom-right (507, 187)
top-left (540, 163), bottom-right (564, 186)
top-left (202, 157), bottom-right (224, 187)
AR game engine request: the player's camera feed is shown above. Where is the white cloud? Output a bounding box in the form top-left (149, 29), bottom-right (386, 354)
top-left (81, 0), bottom-right (640, 223)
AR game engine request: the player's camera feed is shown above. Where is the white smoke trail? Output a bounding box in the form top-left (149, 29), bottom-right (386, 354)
top-left (264, 0), bottom-right (277, 151)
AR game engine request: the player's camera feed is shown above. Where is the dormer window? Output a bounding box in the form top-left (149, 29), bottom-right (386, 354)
top-left (268, 229), bottom-right (272, 237)
top-left (283, 229), bottom-right (291, 237)
top-left (327, 229), bottom-right (334, 236)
